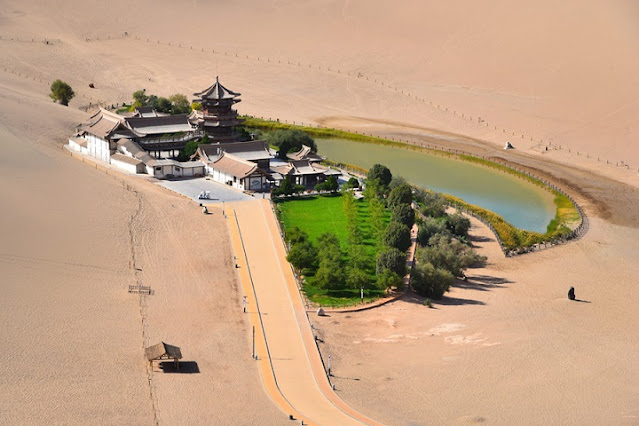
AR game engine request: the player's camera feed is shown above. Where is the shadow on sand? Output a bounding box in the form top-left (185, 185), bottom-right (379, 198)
top-left (159, 361), bottom-right (200, 374)
top-left (453, 274), bottom-right (514, 291)
top-left (399, 290), bottom-right (486, 307)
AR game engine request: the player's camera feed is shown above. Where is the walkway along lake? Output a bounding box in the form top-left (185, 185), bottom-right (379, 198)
top-left (316, 138), bottom-right (556, 233)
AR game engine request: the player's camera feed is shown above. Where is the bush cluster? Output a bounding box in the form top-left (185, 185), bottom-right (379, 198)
top-left (412, 189), bottom-right (486, 299)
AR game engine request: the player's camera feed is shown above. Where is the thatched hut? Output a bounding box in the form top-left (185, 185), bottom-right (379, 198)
top-left (145, 342), bottom-right (182, 370)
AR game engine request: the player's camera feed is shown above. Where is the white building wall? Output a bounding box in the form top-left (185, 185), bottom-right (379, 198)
top-left (85, 134), bottom-right (111, 163)
top-left (111, 158), bottom-right (139, 174)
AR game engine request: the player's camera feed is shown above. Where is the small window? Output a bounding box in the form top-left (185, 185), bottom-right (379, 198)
top-left (155, 167), bottom-right (162, 171)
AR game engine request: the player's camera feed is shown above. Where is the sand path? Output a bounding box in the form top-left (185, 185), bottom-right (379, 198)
top-left (226, 199), bottom-right (379, 425)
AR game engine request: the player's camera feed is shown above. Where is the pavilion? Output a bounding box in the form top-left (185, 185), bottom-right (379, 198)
top-left (145, 342), bottom-right (182, 370)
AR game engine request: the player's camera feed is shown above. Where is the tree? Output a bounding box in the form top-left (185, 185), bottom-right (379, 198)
top-left (153, 96), bottom-right (173, 113)
top-left (349, 245), bottom-right (368, 270)
top-left (287, 241), bottom-right (317, 272)
top-left (446, 213), bottom-right (471, 238)
top-left (177, 134), bottom-right (209, 161)
top-left (346, 267), bottom-right (369, 289)
top-left (191, 102), bottom-right (202, 111)
top-left (389, 175), bottom-right (408, 191)
top-left (391, 203), bottom-right (415, 228)
top-left (387, 183), bottom-right (412, 208)
top-left (317, 232), bottom-right (341, 260)
top-left (132, 89), bottom-right (148, 107)
top-left (367, 164), bottom-right (392, 188)
top-left (377, 268), bottom-right (404, 291)
top-left (345, 177), bottom-right (360, 189)
top-left (368, 194), bottom-right (386, 244)
top-left (315, 257), bottom-right (344, 289)
top-left (411, 261), bottom-right (454, 299)
top-left (383, 222), bottom-right (412, 252)
top-left (266, 129), bottom-right (317, 159)
top-left (376, 247), bottom-right (406, 276)
top-left (169, 93), bottom-right (191, 114)
top-left (49, 79), bottom-right (75, 106)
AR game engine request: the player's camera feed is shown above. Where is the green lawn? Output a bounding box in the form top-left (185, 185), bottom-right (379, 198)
top-left (275, 194), bottom-right (390, 306)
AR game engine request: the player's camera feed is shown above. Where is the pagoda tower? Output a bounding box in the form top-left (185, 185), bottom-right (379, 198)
top-left (192, 77), bottom-right (244, 143)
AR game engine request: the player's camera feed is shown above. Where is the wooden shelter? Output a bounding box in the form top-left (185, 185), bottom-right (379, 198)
top-left (145, 342), bottom-right (182, 370)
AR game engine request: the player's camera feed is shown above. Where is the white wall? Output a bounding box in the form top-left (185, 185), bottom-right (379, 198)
top-left (111, 158), bottom-right (140, 174)
top-left (85, 134), bottom-right (112, 163)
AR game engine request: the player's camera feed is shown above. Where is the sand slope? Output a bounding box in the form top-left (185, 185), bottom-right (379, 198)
top-left (0, 73), bottom-right (285, 424)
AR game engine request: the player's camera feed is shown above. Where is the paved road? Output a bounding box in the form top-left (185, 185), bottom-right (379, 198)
top-left (226, 199), bottom-right (379, 425)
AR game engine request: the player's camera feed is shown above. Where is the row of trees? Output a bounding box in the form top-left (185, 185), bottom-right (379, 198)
top-left (366, 164), bottom-right (414, 292)
top-left (131, 89), bottom-right (191, 114)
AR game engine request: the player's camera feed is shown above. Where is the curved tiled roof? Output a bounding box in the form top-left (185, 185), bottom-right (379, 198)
top-left (210, 152), bottom-right (266, 179)
top-left (193, 76), bottom-right (241, 100)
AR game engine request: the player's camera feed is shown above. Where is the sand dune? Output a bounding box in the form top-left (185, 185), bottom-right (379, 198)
top-left (1, 0), bottom-right (639, 424)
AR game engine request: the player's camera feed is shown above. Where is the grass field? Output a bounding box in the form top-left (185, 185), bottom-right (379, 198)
top-left (275, 194), bottom-right (389, 306)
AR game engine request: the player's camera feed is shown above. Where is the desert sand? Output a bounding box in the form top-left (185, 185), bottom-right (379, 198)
top-left (1, 0), bottom-right (638, 424)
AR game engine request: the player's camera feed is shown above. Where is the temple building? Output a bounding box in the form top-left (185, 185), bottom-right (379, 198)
top-left (67, 77), bottom-right (340, 190)
top-left (191, 76), bottom-right (244, 143)
top-left (71, 108), bottom-right (200, 161)
top-left (193, 140), bottom-right (273, 170)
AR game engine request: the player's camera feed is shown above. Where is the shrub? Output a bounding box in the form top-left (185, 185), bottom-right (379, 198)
top-left (446, 213), bottom-right (471, 238)
top-left (273, 177), bottom-right (295, 196)
top-left (411, 262), bottom-right (454, 299)
top-left (315, 175), bottom-right (339, 193)
top-left (376, 247), bottom-right (406, 276)
top-left (384, 222), bottom-right (412, 252)
top-left (285, 226), bottom-right (309, 245)
top-left (49, 79), bottom-right (75, 106)
top-left (418, 237), bottom-right (485, 278)
top-left (418, 191), bottom-right (447, 218)
top-left (417, 217), bottom-right (449, 246)
top-left (345, 177), bottom-right (360, 189)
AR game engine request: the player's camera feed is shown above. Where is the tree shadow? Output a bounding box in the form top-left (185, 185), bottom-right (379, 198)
top-left (469, 235), bottom-right (494, 243)
top-left (453, 274), bottom-right (514, 291)
top-left (436, 296), bottom-right (486, 306)
top-left (398, 290), bottom-right (485, 307)
top-left (159, 361), bottom-right (200, 374)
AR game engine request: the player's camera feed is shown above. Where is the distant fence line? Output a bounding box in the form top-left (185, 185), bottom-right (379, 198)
top-left (4, 30), bottom-right (635, 171)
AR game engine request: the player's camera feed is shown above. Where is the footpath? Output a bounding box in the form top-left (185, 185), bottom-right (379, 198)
top-left (225, 199), bottom-right (380, 425)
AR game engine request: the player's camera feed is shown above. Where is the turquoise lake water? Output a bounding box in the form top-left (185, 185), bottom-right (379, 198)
top-left (316, 138), bottom-right (556, 233)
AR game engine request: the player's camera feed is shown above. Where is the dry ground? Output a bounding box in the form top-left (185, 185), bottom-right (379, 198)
top-left (1, 1), bottom-right (639, 424)
top-left (0, 74), bottom-right (285, 425)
